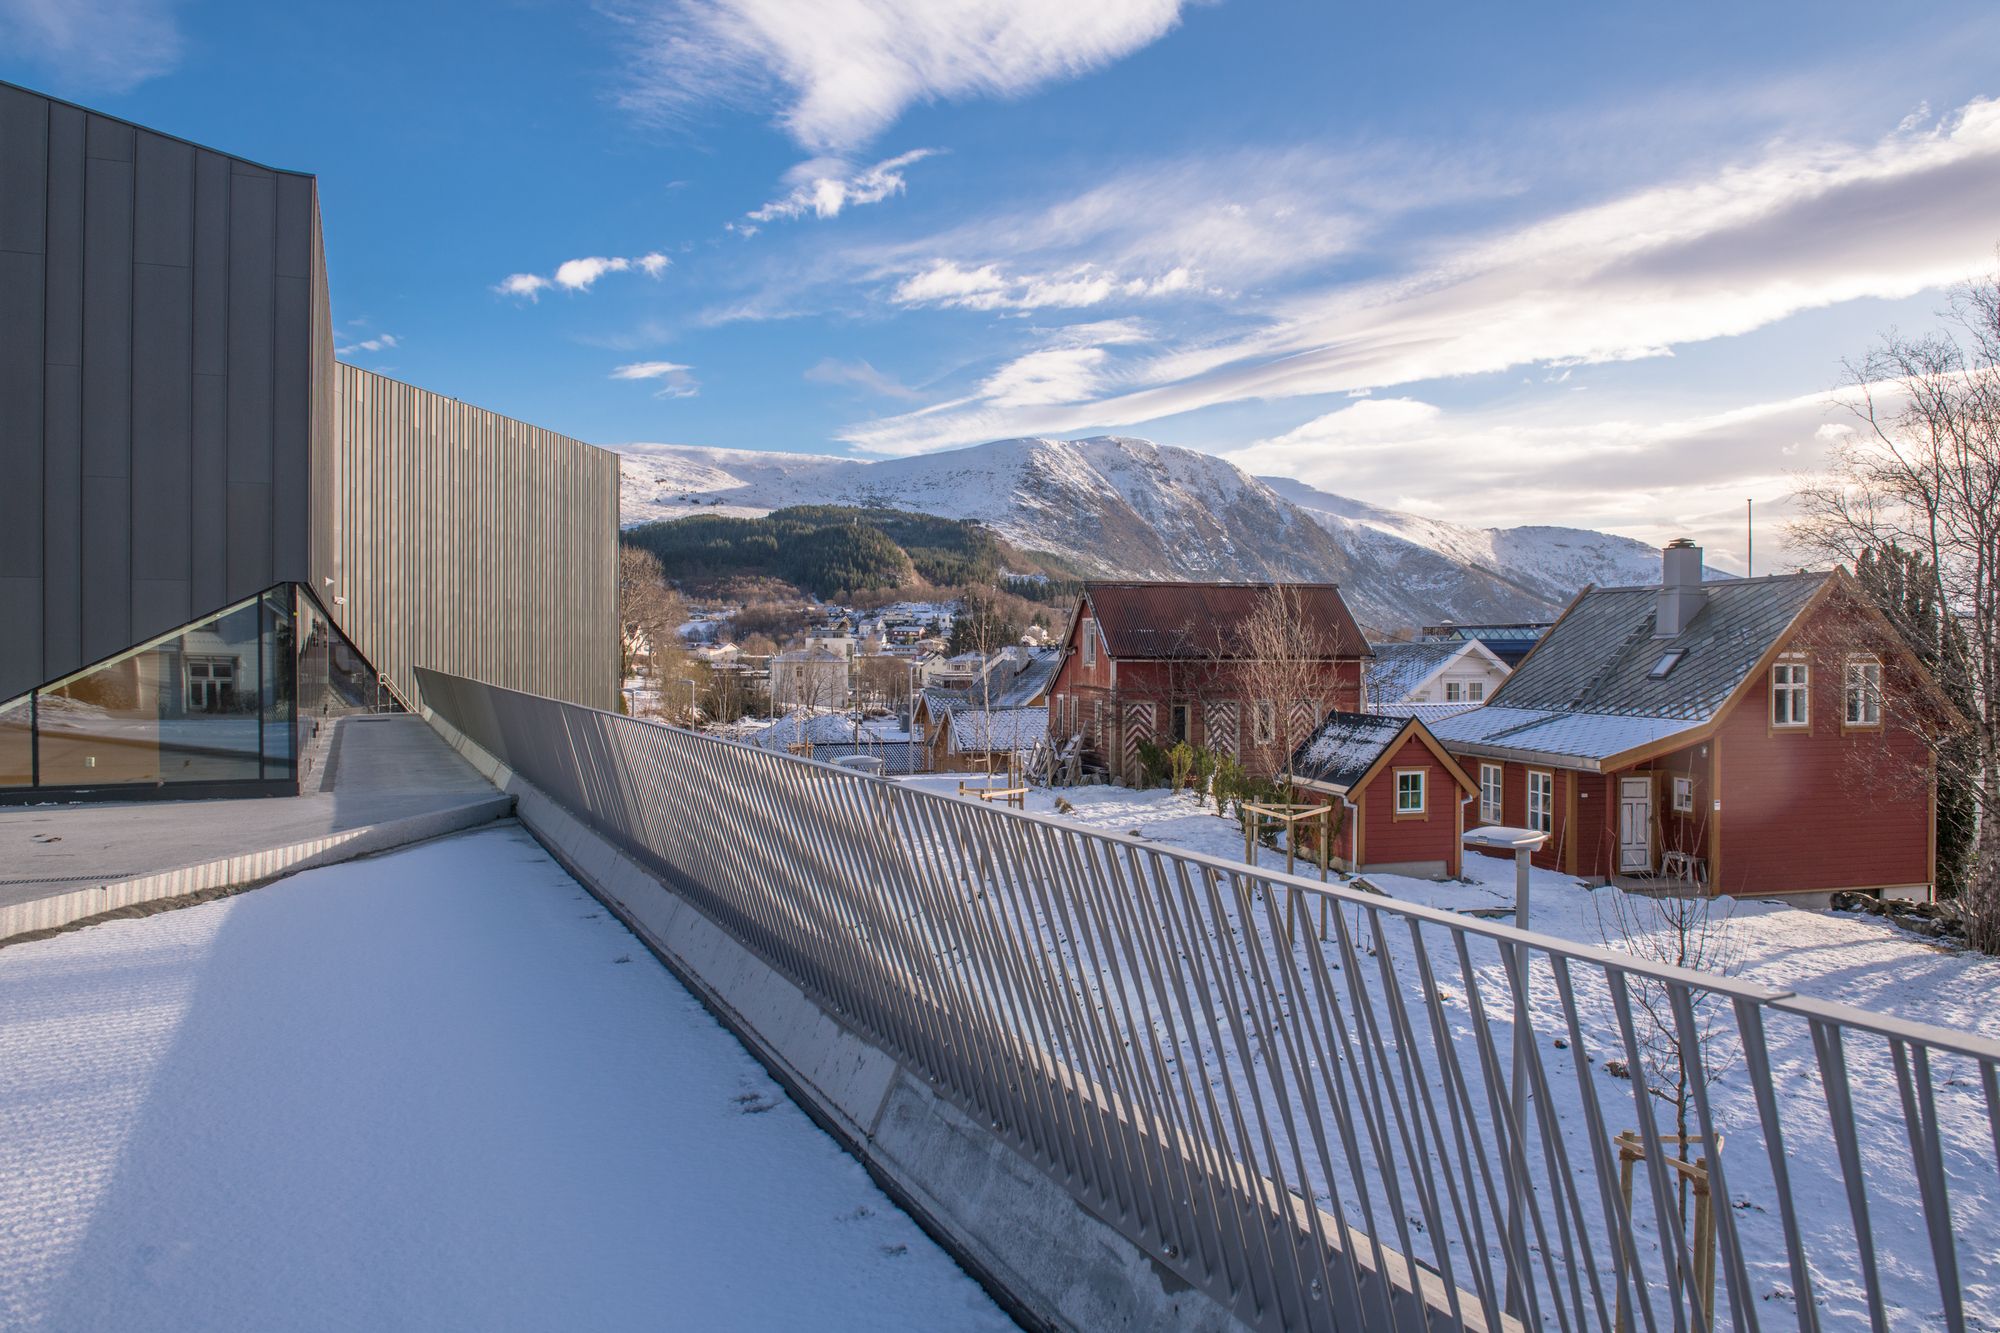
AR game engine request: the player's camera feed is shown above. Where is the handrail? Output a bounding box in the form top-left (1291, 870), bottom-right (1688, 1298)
top-left (419, 667), bottom-right (2000, 1333)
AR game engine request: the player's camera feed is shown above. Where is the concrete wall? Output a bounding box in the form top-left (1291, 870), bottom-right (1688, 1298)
top-left (322, 364), bottom-right (619, 713)
top-left (0, 80), bottom-right (324, 702)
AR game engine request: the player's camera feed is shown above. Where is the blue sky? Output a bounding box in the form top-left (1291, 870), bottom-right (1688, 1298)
top-left (6, 0), bottom-right (2000, 566)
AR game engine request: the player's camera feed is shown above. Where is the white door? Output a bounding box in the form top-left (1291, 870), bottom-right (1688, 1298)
top-left (1619, 777), bottom-right (1652, 873)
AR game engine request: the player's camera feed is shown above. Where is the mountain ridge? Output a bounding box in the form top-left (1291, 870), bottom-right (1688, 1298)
top-left (617, 435), bottom-right (1674, 631)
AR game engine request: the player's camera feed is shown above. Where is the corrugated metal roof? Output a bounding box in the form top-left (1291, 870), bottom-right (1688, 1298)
top-left (983, 648), bottom-right (1060, 707)
top-left (1082, 582), bottom-right (1370, 661)
top-left (948, 707), bottom-right (1048, 754)
top-left (1290, 711), bottom-right (1411, 791)
top-left (1366, 641), bottom-right (1466, 703)
top-left (1490, 573), bottom-right (1824, 722)
top-left (1374, 700), bottom-right (1482, 724)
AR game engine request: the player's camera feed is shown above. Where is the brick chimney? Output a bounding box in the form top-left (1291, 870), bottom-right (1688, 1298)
top-left (1654, 539), bottom-right (1706, 637)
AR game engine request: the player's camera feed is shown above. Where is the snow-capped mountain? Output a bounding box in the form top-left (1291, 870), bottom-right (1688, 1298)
top-left (618, 436), bottom-right (1677, 631)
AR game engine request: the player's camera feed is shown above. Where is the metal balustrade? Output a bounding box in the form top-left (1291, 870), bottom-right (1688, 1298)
top-left (418, 668), bottom-right (2000, 1333)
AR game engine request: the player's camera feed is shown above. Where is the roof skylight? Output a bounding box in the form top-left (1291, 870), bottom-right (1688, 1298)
top-left (1649, 648), bottom-right (1687, 679)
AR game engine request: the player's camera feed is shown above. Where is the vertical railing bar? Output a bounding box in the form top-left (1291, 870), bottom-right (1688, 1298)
top-left (1550, 954), bottom-right (1663, 1333)
top-left (1665, 982), bottom-right (1759, 1333)
top-left (1809, 1021), bottom-right (1887, 1333)
top-left (1892, 1041), bottom-right (1965, 1333)
top-left (1731, 998), bottom-right (1821, 1333)
top-left (1608, 968), bottom-right (1697, 1333)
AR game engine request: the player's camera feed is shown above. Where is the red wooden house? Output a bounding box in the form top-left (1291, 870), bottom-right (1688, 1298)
top-left (1431, 541), bottom-right (1957, 902)
top-left (1048, 582), bottom-right (1371, 785)
top-left (1288, 712), bottom-right (1479, 878)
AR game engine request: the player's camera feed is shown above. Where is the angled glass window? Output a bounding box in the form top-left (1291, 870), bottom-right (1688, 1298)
top-left (0, 694), bottom-right (31, 788)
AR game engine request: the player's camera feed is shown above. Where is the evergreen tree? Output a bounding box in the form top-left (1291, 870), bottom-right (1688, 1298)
top-left (1855, 545), bottom-right (1979, 897)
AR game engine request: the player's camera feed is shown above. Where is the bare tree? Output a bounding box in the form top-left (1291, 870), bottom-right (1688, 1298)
top-left (618, 546), bottom-right (683, 683)
top-left (1235, 585), bottom-right (1340, 794)
top-left (1792, 266), bottom-right (2000, 949)
top-left (1594, 877), bottom-right (1743, 1228)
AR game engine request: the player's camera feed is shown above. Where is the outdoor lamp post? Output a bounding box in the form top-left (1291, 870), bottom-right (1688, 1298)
top-left (679, 677), bottom-right (697, 724)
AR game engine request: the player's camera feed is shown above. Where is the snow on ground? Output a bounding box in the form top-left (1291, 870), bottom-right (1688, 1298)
top-left (900, 776), bottom-right (2000, 1328)
top-left (0, 825), bottom-right (1011, 1333)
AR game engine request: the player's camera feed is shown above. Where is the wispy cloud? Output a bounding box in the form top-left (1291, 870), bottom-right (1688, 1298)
top-left (0, 0), bottom-right (182, 91)
top-left (335, 333), bottom-right (400, 356)
top-left (890, 259), bottom-right (1198, 311)
top-left (804, 358), bottom-right (920, 399)
top-left (614, 0), bottom-right (1189, 152)
top-left (841, 97), bottom-right (2000, 455)
top-left (495, 251), bottom-right (671, 301)
top-left (747, 149), bottom-right (938, 225)
top-left (612, 359), bottom-right (700, 398)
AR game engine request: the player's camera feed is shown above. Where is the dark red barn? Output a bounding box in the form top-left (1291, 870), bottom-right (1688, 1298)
top-left (1047, 581), bottom-right (1370, 784)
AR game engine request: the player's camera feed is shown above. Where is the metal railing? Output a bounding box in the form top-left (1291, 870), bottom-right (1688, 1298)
top-left (418, 669), bottom-right (2000, 1333)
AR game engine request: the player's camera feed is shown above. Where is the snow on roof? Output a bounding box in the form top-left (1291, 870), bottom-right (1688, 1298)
top-left (1428, 705), bottom-right (1695, 765)
top-left (982, 647), bottom-right (1059, 707)
top-left (1290, 711), bottom-right (1411, 791)
top-left (1373, 700), bottom-right (1482, 724)
top-left (948, 706), bottom-right (1048, 755)
top-left (1365, 640), bottom-right (1467, 703)
top-left (753, 712), bottom-right (907, 749)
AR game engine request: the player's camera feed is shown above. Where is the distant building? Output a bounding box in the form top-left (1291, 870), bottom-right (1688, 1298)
top-left (768, 648), bottom-right (850, 710)
top-left (1419, 622), bottom-right (1553, 668)
top-left (1366, 639), bottom-right (1511, 717)
top-left (1048, 582), bottom-right (1371, 785)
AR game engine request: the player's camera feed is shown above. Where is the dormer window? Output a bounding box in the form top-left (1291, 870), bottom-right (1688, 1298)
top-left (1772, 657), bottom-right (1809, 728)
top-left (1649, 648), bottom-right (1686, 679)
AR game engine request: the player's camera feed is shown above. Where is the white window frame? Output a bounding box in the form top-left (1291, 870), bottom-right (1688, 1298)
top-left (1394, 768), bottom-right (1426, 815)
top-left (1527, 769), bottom-right (1554, 835)
top-left (1469, 681), bottom-right (1485, 701)
top-left (1771, 657), bottom-right (1809, 728)
top-left (1845, 655), bottom-right (1882, 727)
top-left (1252, 700), bottom-right (1276, 746)
top-left (1080, 619), bottom-right (1096, 667)
top-left (1170, 702), bottom-right (1192, 743)
top-left (1672, 775), bottom-right (1694, 814)
top-left (1479, 763), bottom-right (1503, 823)
top-left (1444, 681), bottom-right (1464, 702)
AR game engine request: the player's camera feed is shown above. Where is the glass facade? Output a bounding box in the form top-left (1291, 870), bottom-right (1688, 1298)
top-left (0, 585), bottom-right (398, 799)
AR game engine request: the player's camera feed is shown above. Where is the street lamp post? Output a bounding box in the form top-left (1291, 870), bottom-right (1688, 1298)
top-left (679, 677), bottom-right (697, 725)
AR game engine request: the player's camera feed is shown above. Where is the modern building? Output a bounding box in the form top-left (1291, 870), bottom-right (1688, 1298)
top-left (0, 81), bottom-right (617, 802)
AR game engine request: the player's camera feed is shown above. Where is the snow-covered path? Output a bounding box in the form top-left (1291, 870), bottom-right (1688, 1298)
top-left (0, 825), bottom-right (1012, 1333)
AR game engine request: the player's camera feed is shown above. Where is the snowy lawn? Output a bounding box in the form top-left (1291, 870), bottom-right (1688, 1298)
top-left (0, 824), bottom-right (1012, 1333)
top-left (900, 775), bottom-right (2000, 1329)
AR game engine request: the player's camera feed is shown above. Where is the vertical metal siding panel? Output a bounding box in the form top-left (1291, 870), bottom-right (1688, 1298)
top-left (0, 85), bottom-right (49, 696)
top-left (189, 151), bottom-right (229, 610)
top-left (78, 130), bottom-right (134, 664)
top-left (271, 172), bottom-right (313, 581)
top-left (130, 133), bottom-right (195, 638)
top-left (224, 168), bottom-right (275, 597)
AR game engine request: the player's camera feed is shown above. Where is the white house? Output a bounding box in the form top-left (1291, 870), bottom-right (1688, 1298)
top-left (1366, 639), bottom-right (1510, 716)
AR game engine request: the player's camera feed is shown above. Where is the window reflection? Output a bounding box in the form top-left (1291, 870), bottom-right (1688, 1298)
top-left (36, 599), bottom-right (267, 787)
top-left (0, 694), bottom-right (30, 788)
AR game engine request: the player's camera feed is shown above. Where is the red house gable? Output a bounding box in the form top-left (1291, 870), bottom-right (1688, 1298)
top-left (1049, 581), bottom-right (1370, 784)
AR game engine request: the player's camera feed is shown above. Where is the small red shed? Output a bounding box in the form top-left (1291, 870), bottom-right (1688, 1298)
top-left (1288, 711), bottom-right (1479, 878)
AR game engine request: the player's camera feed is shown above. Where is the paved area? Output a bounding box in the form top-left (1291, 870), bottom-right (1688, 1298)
top-left (0, 716), bottom-right (500, 911)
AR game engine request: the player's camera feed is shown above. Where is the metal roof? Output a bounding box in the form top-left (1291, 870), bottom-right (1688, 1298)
top-left (1081, 582), bottom-right (1370, 661)
top-left (1366, 640), bottom-right (1470, 703)
top-left (1489, 573), bottom-right (1825, 723)
top-left (1289, 711), bottom-right (1412, 791)
top-left (1428, 706), bottom-right (1697, 766)
top-left (948, 707), bottom-right (1048, 755)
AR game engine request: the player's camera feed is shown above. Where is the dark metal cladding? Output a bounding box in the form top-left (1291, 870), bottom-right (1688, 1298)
top-left (0, 79), bottom-right (617, 716)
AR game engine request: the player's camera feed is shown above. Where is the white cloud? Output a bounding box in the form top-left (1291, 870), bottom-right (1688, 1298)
top-left (612, 360), bottom-right (700, 398)
top-left (0, 0), bottom-right (182, 91)
top-left (843, 96), bottom-right (2000, 454)
top-left (749, 149), bottom-right (937, 224)
top-left (891, 258), bottom-right (1199, 312)
top-left (496, 251), bottom-right (672, 300)
top-left (804, 358), bottom-right (920, 399)
top-left (979, 347), bottom-right (1110, 407)
top-left (335, 333), bottom-right (400, 356)
top-left (616, 0), bottom-right (1189, 152)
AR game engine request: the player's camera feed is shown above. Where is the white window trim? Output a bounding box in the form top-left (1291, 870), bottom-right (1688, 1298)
top-left (1672, 775), bottom-right (1694, 814)
top-left (1527, 769), bottom-right (1554, 835)
top-left (1771, 657), bottom-right (1810, 729)
top-left (1468, 681), bottom-right (1485, 701)
top-left (1444, 681), bottom-right (1465, 702)
top-left (1845, 655), bottom-right (1882, 727)
top-left (1394, 768), bottom-right (1427, 815)
top-left (1479, 763), bottom-right (1503, 823)
top-left (1252, 700), bottom-right (1276, 746)
top-left (1080, 619), bottom-right (1096, 667)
